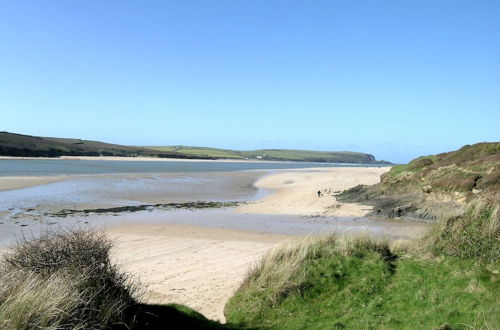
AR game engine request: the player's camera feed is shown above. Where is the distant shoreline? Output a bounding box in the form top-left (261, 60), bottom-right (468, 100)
top-left (0, 155), bottom-right (390, 165)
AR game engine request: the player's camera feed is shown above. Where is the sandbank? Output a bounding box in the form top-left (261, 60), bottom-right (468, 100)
top-left (0, 176), bottom-right (65, 192)
top-left (237, 166), bottom-right (390, 217)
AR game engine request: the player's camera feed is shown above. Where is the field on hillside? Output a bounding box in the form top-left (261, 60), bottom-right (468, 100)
top-left (147, 146), bottom-right (387, 163)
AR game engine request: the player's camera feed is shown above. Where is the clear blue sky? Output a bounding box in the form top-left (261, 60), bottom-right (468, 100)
top-left (1, 1), bottom-right (498, 163)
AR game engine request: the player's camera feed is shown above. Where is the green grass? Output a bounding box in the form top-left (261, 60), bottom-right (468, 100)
top-left (225, 235), bottom-right (499, 329)
top-left (148, 146), bottom-right (245, 159)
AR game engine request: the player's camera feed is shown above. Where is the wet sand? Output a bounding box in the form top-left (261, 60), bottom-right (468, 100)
top-left (0, 176), bottom-right (66, 192)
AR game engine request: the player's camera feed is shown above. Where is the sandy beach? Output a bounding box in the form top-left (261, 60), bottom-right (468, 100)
top-left (107, 224), bottom-right (289, 322)
top-left (0, 165), bottom-right (429, 322)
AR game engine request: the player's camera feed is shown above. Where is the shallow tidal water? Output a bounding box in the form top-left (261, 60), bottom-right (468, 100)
top-left (0, 159), bottom-right (421, 248)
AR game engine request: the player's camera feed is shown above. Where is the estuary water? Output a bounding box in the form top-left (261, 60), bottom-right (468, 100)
top-left (0, 159), bottom-right (380, 176)
top-left (0, 159), bottom-right (382, 176)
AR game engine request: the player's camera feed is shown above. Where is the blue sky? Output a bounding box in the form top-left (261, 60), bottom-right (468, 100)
top-left (0, 0), bottom-right (498, 163)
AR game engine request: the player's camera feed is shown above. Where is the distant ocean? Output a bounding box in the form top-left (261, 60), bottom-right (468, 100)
top-left (0, 159), bottom-right (385, 176)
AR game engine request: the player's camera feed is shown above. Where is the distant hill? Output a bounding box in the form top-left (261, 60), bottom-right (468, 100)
top-left (0, 132), bottom-right (390, 164)
top-left (0, 132), bottom-right (183, 158)
top-left (146, 146), bottom-right (390, 164)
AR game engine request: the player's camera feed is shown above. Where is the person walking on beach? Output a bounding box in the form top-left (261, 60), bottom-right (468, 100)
top-left (317, 190), bottom-right (322, 197)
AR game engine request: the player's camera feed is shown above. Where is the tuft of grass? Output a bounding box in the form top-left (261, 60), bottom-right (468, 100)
top-left (0, 230), bottom-right (140, 329)
top-left (0, 269), bottom-right (85, 329)
top-left (424, 197), bottom-right (499, 264)
top-left (225, 234), bottom-right (499, 329)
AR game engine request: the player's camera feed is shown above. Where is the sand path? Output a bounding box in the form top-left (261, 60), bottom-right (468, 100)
top-left (108, 224), bottom-right (289, 322)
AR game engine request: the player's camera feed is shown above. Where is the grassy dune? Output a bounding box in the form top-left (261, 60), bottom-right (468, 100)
top-left (225, 231), bottom-right (499, 329)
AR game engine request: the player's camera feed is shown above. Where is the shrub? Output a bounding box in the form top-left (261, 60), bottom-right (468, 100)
top-left (0, 230), bottom-right (140, 329)
top-left (425, 197), bottom-right (500, 264)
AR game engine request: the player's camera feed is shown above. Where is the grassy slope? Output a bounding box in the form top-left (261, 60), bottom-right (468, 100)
top-left (0, 131), bottom-right (181, 158)
top-left (225, 235), bottom-right (499, 329)
top-left (149, 146), bottom-right (245, 159)
top-left (148, 146), bottom-right (387, 163)
top-left (380, 142), bottom-right (499, 195)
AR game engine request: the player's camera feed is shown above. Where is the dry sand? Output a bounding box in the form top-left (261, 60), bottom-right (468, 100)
top-left (108, 224), bottom-right (289, 322)
top-left (237, 166), bottom-right (390, 217)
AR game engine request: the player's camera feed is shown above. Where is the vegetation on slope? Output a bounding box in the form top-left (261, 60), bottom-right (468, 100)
top-left (225, 234), bottom-right (499, 329)
top-left (337, 142), bottom-right (500, 220)
top-left (0, 132), bottom-right (183, 158)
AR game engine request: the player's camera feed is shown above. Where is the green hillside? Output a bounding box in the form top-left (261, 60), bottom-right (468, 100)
top-left (0, 132), bottom-right (181, 158)
top-left (0, 132), bottom-right (390, 164)
top-left (148, 146), bottom-right (390, 164)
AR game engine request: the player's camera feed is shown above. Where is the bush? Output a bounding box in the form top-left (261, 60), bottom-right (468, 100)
top-left (0, 230), bottom-right (140, 329)
top-left (425, 197), bottom-right (500, 264)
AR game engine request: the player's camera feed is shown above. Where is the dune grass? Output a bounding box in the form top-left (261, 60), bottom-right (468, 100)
top-left (0, 269), bottom-right (86, 329)
top-left (0, 230), bottom-right (140, 329)
top-left (225, 231), bottom-right (499, 329)
top-left (424, 197), bottom-right (499, 264)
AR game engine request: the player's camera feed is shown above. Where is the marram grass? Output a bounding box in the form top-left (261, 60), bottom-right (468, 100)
top-left (225, 233), bottom-right (499, 329)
